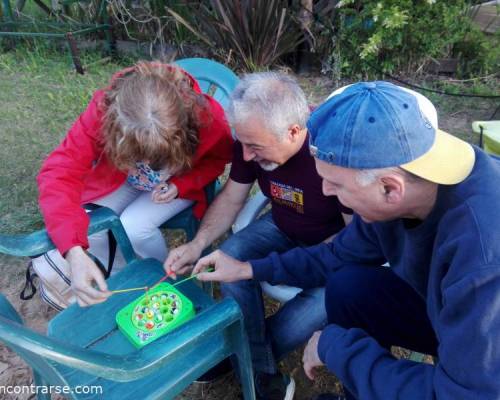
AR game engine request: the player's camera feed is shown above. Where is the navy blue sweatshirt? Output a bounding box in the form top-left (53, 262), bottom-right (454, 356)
top-left (251, 147), bottom-right (500, 399)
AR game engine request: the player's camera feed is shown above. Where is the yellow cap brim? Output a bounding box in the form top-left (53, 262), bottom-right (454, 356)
top-left (401, 129), bottom-right (475, 185)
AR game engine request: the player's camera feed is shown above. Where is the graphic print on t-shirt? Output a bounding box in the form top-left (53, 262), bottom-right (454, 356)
top-left (270, 180), bottom-right (304, 214)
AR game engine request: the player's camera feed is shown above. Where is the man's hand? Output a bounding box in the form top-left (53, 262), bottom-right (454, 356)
top-left (152, 183), bottom-right (178, 203)
top-left (65, 246), bottom-right (111, 307)
top-left (303, 331), bottom-right (324, 380)
top-left (164, 241), bottom-right (204, 279)
top-left (192, 250), bottom-right (253, 282)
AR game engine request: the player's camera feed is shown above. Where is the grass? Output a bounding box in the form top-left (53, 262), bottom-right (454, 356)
top-left (419, 76), bottom-right (499, 140)
top-left (0, 42), bottom-right (130, 233)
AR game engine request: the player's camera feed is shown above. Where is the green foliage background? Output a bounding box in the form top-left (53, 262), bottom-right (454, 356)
top-left (320, 0), bottom-right (500, 78)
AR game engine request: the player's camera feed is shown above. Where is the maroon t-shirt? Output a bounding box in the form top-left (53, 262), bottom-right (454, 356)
top-left (229, 134), bottom-right (352, 245)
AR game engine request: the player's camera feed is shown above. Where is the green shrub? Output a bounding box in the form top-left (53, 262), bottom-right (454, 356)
top-left (317, 0), bottom-right (496, 78)
top-left (167, 0), bottom-right (303, 71)
top-left (453, 28), bottom-right (500, 77)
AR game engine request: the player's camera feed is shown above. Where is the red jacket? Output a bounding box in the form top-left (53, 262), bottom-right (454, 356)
top-left (37, 66), bottom-right (233, 255)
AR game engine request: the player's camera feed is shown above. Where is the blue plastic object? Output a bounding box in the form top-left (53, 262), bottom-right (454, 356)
top-left (0, 208), bottom-right (255, 399)
top-left (175, 57), bottom-right (240, 110)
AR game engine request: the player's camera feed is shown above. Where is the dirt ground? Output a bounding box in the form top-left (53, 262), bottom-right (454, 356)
top-left (0, 74), bottom-right (497, 399)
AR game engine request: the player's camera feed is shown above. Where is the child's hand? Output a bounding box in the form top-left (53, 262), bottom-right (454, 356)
top-left (152, 183), bottom-right (178, 203)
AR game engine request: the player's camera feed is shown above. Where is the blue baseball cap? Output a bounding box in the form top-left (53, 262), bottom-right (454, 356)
top-left (308, 81), bottom-right (475, 184)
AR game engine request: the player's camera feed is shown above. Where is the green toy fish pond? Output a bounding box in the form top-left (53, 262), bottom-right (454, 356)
top-left (116, 283), bottom-right (195, 348)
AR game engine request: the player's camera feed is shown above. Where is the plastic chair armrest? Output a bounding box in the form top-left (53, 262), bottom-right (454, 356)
top-left (0, 208), bottom-right (136, 263)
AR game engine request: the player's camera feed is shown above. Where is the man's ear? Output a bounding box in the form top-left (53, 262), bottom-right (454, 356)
top-left (380, 175), bottom-right (405, 203)
top-left (287, 124), bottom-right (302, 142)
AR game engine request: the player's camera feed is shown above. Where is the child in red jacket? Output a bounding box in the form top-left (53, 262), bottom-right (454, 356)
top-left (37, 61), bottom-right (233, 307)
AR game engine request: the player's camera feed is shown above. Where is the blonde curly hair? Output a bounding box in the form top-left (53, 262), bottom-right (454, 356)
top-left (101, 61), bottom-right (209, 173)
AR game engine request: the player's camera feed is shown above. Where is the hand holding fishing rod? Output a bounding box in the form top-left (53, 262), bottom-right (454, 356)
top-left (192, 250), bottom-right (253, 283)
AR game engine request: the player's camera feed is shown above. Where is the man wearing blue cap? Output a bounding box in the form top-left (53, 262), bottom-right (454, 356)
top-left (193, 81), bottom-right (500, 399)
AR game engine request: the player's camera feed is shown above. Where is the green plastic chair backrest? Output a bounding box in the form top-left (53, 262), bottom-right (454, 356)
top-left (175, 58), bottom-right (239, 110)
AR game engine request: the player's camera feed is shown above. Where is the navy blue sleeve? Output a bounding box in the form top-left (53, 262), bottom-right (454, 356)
top-left (250, 214), bottom-right (386, 288)
top-left (318, 266), bottom-right (500, 399)
top-left (251, 242), bottom-right (336, 288)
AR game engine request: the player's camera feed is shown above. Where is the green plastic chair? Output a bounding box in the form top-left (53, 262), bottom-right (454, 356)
top-left (0, 208), bottom-right (255, 399)
top-left (175, 57), bottom-right (239, 110)
top-left (160, 58), bottom-right (239, 242)
top-left (472, 120), bottom-right (500, 155)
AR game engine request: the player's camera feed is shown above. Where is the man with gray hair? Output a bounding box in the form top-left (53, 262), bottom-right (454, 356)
top-left (165, 72), bottom-right (351, 399)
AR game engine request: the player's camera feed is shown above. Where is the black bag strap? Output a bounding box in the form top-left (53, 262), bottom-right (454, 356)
top-left (84, 203), bottom-right (117, 277)
top-left (105, 229), bottom-right (117, 278)
top-left (20, 261), bottom-right (37, 300)
top-left (87, 234), bottom-right (115, 279)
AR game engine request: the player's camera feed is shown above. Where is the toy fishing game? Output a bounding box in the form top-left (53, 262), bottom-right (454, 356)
top-left (114, 268), bottom-right (214, 348)
top-left (116, 282), bottom-right (195, 348)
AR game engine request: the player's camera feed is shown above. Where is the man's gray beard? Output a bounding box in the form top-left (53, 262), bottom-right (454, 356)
top-left (258, 161), bottom-right (280, 171)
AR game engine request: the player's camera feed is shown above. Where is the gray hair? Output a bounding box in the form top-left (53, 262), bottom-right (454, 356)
top-left (356, 167), bottom-right (423, 186)
top-left (226, 72), bottom-right (310, 140)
